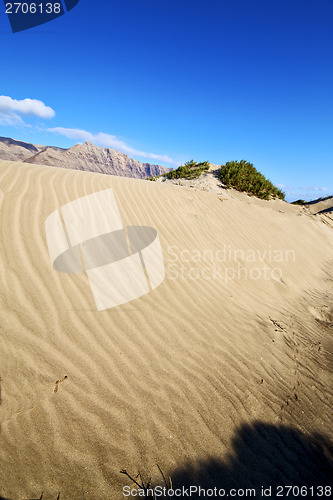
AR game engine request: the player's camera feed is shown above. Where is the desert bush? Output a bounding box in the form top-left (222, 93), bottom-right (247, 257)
top-left (291, 199), bottom-right (307, 205)
top-left (146, 175), bottom-right (160, 181)
top-left (163, 160), bottom-right (210, 180)
top-left (218, 160), bottom-right (285, 200)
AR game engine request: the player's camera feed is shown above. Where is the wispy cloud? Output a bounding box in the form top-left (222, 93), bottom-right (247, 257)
top-left (48, 126), bottom-right (178, 166)
top-left (0, 112), bottom-right (25, 126)
top-left (283, 185), bottom-right (331, 202)
top-left (0, 95), bottom-right (55, 125)
top-left (0, 96), bottom-right (177, 166)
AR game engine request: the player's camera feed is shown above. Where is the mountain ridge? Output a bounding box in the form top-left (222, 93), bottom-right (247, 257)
top-left (0, 136), bottom-right (171, 179)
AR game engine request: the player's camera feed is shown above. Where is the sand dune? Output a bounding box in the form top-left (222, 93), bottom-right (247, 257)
top-left (304, 197), bottom-right (333, 215)
top-left (0, 160), bottom-right (332, 499)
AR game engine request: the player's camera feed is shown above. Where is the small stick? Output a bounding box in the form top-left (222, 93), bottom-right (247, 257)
top-left (54, 375), bottom-right (68, 393)
top-left (157, 464), bottom-right (168, 488)
top-left (120, 469), bottom-right (144, 490)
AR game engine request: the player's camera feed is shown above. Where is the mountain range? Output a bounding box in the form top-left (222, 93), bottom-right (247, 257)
top-left (0, 136), bottom-right (171, 179)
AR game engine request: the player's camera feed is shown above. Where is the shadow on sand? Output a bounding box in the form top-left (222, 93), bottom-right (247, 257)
top-left (317, 207), bottom-right (333, 215)
top-left (1, 422), bottom-right (332, 499)
top-left (169, 422), bottom-right (332, 498)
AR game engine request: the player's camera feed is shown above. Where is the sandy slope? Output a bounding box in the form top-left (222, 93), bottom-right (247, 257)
top-left (304, 197), bottom-right (333, 214)
top-left (0, 160), bottom-right (332, 499)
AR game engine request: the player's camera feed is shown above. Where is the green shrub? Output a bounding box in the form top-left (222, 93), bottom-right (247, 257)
top-left (163, 159), bottom-right (210, 180)
top-left (146, 175), bottom-right (160, 181)
top-left (291, 199), bottom-right (307, 205)
top-left (218, 160), bottom-right (285, 200)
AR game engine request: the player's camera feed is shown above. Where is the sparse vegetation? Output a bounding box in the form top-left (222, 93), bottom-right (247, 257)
top-left (121, 466), bottom-right (172, 499)
top-left (218, 160), bottom-right (285, 200)
top-left (147, 160), bottom-right (210, 182)
top-left (291, 199), bottom-right (307, 205)
top-left (163, 159), bottom-right (210, 180)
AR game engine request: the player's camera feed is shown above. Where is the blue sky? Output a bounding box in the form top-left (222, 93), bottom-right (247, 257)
top-left (0, 0), bottom-right (332, 202)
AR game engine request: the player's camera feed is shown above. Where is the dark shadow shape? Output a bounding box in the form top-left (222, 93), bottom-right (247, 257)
top-left (317, 207), bottom-right (333, 215)
top-left (169, 422), bottom-right (332, 499)
top-left (2, 423), bottom-right (332, 499)
top-left (63, 0), bottom-right (80, 11)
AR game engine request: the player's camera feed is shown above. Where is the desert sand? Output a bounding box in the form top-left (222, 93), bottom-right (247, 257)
top-left (0, 160), bottom-right (332, 499)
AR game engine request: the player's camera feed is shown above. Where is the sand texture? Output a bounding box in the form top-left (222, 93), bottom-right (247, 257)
top-left (0, 160), bottom-right (332, 499)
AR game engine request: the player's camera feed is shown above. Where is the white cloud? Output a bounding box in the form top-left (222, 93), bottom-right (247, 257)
top-left (0, 97), bottom-right (177, 166)
top-left (0, 96), bottom-right (55, 126)
top-left (49, 127), bottom-right (93, 142)
top-left (48, 126), bottom-right (178, 166)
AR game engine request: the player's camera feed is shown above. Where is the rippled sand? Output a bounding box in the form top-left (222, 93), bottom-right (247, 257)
top-left (0, 160), bottom-right (332, 499)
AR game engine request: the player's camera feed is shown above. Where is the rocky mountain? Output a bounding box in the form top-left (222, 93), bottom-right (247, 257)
top-left (0, 136), bottom-right (171, 179)
top-left (0, 136), bottom-right (47, 161)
